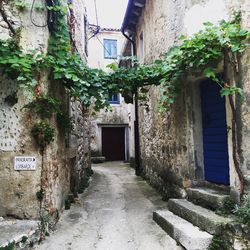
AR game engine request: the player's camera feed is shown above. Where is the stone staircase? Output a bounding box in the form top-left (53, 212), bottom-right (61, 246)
top-left (153, 187), bottom-right (232, 250)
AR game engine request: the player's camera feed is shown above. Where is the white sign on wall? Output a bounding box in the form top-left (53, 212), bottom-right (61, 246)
top-left (14, 156), bottom-right (36, 171)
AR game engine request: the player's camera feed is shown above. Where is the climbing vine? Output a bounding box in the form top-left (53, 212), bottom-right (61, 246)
top-left (107, 13), bottom-right (249, 111)
top-left (45, 3), bottom-right (111, 110)
top-left (1, 4), bottom-right (248, 112)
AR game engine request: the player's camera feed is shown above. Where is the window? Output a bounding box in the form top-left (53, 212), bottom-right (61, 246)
top-left (104, 39), bottom-right (117, 59)
top-left (109, 94), bottom-right (120, 104)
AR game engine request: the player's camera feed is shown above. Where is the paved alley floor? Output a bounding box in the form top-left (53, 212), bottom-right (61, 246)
top-left (36, 162), bottom-right (183, 250)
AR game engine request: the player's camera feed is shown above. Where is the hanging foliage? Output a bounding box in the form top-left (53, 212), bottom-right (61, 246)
top-left (107, 13), bottom-right (249, 111)
top-left (0, 4), bottom-right (248, 112)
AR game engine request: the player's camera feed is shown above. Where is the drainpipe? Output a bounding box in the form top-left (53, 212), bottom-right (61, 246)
top-left (121, 30), bottom-right (141, 176)
top-left (134, 90), bottom-right (141, 176)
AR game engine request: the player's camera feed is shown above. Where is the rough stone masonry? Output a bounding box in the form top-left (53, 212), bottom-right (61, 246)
top-left (134, 0), bottom-right (250, 200)
top-left (0, 0), bottom-right (91, 219)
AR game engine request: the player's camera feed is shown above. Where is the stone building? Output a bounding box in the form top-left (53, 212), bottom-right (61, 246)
top-left (122, 0), bottom-right (250, 200)
top-left (121, 0), bottom-right (250, 248)
top-left (0, 0), bottom-right (91, 219)
top-left (88, 26), bottom-right (135, 162)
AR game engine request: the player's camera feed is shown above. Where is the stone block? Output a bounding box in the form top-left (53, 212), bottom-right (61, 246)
top-left (91, 157), bottom-right (106, 164)
top-left (168, 199), bottom-right (233, 234)
top-left (187, 187), bottom-right (230, 210)
top-left (153, 210), bottom-right (212, 250)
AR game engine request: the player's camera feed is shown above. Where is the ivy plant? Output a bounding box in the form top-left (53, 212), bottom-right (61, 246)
top-left (23, 94), bottom-right (62, 119)
top-left (31, 121), bottom-right (55, 149)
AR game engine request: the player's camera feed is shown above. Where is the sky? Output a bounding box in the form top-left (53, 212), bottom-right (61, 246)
top-left (85, 0), bottom-right (129, 29)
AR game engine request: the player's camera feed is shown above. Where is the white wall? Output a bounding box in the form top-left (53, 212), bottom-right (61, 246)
top-left (88, 30), bottom-right (124, 71)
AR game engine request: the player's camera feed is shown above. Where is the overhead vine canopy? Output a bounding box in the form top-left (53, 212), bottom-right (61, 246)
top-left (109, 13), bottom-right (249, 110)
top-left (0, 2), bottom-right (249, 111)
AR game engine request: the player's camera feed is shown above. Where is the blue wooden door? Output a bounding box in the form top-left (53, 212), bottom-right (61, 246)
top-left (200, 80), bottom-right (230, 185)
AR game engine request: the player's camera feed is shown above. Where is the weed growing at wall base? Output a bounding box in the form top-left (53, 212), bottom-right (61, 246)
top-left (209, 234), bottom-right (232, 250)
top-left (0, 242), bottom-right (15, 250)
top-left (234, 194), bottom-right (250, 227)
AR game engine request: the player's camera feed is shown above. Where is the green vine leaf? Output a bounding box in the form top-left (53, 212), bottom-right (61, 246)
top-left (220, 86), bottom-right (244, 98)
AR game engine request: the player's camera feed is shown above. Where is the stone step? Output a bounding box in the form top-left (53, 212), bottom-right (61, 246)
top-left (187, 187), bottom-right (230, 210)
top-left (168, 199), bottom-right (232, 234)
top-left (153, 210), bottom-right (212, 250)
top-left (91, 156), bottom-right (106, 163)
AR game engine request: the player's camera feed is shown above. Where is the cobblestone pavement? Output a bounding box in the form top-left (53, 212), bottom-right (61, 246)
top-left (36, 162), bottom-right (183, 250)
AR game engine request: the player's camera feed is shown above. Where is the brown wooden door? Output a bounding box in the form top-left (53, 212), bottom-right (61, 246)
top-left (102, 127), bottom-right (125, 161)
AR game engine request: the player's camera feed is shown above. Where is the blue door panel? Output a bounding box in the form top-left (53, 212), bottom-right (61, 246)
top-left (200, 80), bottom-right (230, 185)
top-left (204, 144), bottom-right (229, 151)
top-left (206, 174), bottom-right (229, 184)
top-left (204, 159), bottom-right (230, 167)
top-left (203, 120), bottom-right (228, 128)
top-left (204, 151), bottom-right (229, 158)
top-left (203, 128), bottom-right (227, 136)
top-left (201, 106), bottom-right (226, 113)
top-left (203, 136), bottom-right (227, 143)
top-left (204, 152), bottom-right (228, 159)
top-left (205, 168), bottom-right (230, 175)
top-left (202, 101), bottom-right (225, 107)
top-left (206, 170), bottom-right (230, 178)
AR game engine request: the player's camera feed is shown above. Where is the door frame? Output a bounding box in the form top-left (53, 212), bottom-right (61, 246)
top-left (188, 78), bottom-right (234, 187)
top-left (97, 124), bottom-right (129, 161)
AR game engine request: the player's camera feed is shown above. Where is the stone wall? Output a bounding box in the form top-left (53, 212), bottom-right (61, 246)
top-left (0, 0), bottom-right (91, 219)
top-left (69, 0), bottom-right (92, 195)
top-left (70, 100), bottom-right (91, 196)
top-left (0, 0), bottom-right (49, 218)
top-left (236, 0), bottom-right (250, 192)
top-left (135, 0), bottom-right (250, 198)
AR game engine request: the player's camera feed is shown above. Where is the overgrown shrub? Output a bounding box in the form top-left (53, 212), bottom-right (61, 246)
top-left (234, 194), bottom-right (250, 226)
top-left (0, 242), bottom-right (15, 250)
top-left (209, 234), bottom-right (232, 250)
top-left (216, 197), bottom-right (236, 216)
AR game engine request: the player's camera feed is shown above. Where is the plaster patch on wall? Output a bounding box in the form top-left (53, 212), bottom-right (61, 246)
top-left (0, 80), bottom-right (21, 151)
top-left (184, 0), bottom-right (229, 36)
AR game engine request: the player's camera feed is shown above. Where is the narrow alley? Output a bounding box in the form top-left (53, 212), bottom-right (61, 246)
top-left (1, 0), bottom-right (250, 249)
top-left (36, 162), bottom-right (182, 250)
